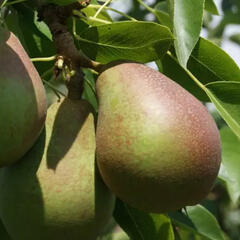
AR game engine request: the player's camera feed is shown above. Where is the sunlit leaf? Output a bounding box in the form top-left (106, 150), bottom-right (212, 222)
top-left (114, 199), bottom-right (174, 240)
top-left (168, 0), bottom-right (204, 66)
top-left (78, 21), bottom-right (174, 63)
top-left (170, 205), bottom-right (224, 240)
top-left (218, 127), bottom-right (240, 203)
top-left (205, 0), bottom-right (219, 15)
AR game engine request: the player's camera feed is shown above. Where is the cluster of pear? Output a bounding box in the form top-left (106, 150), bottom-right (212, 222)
top-left (0, 30), bottom-right (221, 240)
top-left (0, 30), bottom-right (114, 240)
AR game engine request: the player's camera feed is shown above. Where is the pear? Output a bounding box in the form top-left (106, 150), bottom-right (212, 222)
top-left (0, 98), bottom-right (115, 240)
top-left (0, 29), bottom-right (47, 166)
top-left (96, 62), bottom-right (221, 213)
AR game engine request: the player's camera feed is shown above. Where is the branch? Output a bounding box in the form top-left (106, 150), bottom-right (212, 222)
top-left (39, 2), bottom-right (102, 99)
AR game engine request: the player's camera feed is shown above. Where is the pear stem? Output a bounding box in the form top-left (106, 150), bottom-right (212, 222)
top-left (88, 4), bottom-right (137, 21)
top-left (39, 2), bottom-right (103, 99)
top-left (31, 55), bottom-right (57, 62)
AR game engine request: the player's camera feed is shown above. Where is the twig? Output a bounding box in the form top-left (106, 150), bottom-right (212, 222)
top-left (40, 3), bottom-right (103, 99)
top-left (93, 0), bottom-right (112, 18)
top-left (73, 9), bottom-right (111, 24)
top-left (31, 55), bottom-right (56, 62)
top-left (43, 79), bottom-right (67, 98)
top-left (88, 4), bottom-right (137, 21)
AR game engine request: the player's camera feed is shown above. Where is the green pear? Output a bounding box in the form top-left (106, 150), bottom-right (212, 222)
top-left (0, 29), bottom-right (47, 166)
top-left (96, 62), bottom-right (221, 213)
top-left (0, 98), bottom-right (115, 240)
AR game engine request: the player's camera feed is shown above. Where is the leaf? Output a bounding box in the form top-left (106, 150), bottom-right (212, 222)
top-left (161, 35), bottom-right (240, 137)
top-left (45, 75), bottom-right (68, 107)
top-left (33, 11), bottom-right (52, 41)
top-left (205, 81), bottom-right (240, 138)
top-left (0, 220), bottom-right (11, 240)
top-left (175, 227), bottom-right (206, 240)
top-left (230, 33), bottom-right (240, 45)
top-left (166, 40), bottom-right (240, 137)
top-left (114, 199), bottom-right (174, 240)
top-left (4, 7), bottom-right (27, 50)
top-left (170, 205), bottom-right (224, 240)
top-left (154, 2), bottom-right (172, 28)
top-left (68, 2), bottom-right (113, 40)
top-left (99, 229), bottom-right (130, 240)
top-left (204, 0), bottom-right (219, 15)
top-left (175, 37), bottom-right (240, 136)
top-left (5, 5), bottom-right (55, 75)
top-left (155, 10), bottom-right (172, 29)
top-left (82, 4), bottom-right (112, 25)
top-left (78, 21), bottom-right (174, 64)
top-left (188, 38), bottom-right (240, 85)
top-left (168, 0), bottom-right (204, 67)
top-left (218, 127), bottom-right (240, 204)
top-left (161, 53), bottom-right (208, 101)
top-left (82, 69), bottom-right (98, 111)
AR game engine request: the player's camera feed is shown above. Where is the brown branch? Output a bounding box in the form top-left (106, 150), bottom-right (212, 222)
top-left (39, 3), bottom-right (102, 99)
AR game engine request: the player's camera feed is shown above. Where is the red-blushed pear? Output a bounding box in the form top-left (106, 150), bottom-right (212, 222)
top-left (0, 98), bottom-right (115, 240)
top-left (96, 62), bottom-right (221, 213)
top-left (0, 29), bottom-right (47, 166)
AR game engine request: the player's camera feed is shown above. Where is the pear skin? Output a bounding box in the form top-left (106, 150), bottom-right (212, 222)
top-left (0, 30), bottom-right (47, 166)
top-left (0, 98), bottom-right (115, 240)
top-left (96, 62), bottom-right (221, 213)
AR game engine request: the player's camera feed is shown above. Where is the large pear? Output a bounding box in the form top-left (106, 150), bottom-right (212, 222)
top-left (0, 29), bottom-right (47, 166)
top-left (0, 98), bottom-right (115, 240)
top-left (96, 62), bottom-right (221, 213)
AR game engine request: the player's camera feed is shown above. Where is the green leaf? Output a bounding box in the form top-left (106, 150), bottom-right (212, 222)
top-left (82, 69), bottom-right (98, 111)
top-left (205, 81), bottom-right (240, 139)
top-left (154, 2), bottom-right (172, 28)
top-left (188, 38), bottom-right (240, 85)
top-left (114, 199), bottom-right (174, 240)
top-left (155, 10), bottom-right (172, 29)
top-left (0, 220), bottom-right (11, 240)
top-left (230, 33), bottom-right (240, 45)
top-left (161, 53), bottom-right (208, 101)
top-left (82, 4), bottom-right (112, 26)
top-left (168, 0), bottom-right (204, 67)
top-left (166, 42), bottom-right (240, 138)
top-left (175, 227), bottom-right (206, 240)
top-left (5, 5), bottom-right (55, 75)
top-left (68, 3), bottom-right (113, 39)
top-left (219, 127), bottom-right (240, 204)
top-left (186, 205), bottom-right (224, 240)
top-left (78, 21), bottom-right (174, 64)
top-left (204, 0), bottom-right (219, 15)
top-left (45, 75), bottom-right (68, 107)
top-left (4, 7), bottom-right (27, 49)
top-left (33, 11), bottom-right (52, 41)
top-left (162, 36), bottom-right (240, 137)
top-left (154, 1), bottom-right (169, 13)
top-left (179, 37), bottom-right (240, 136)
top-left (170, 205), bottom-right (224, 240)
top-left (99, 230), bottom-right (130, 240)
